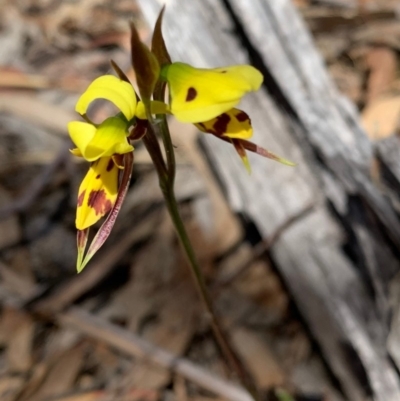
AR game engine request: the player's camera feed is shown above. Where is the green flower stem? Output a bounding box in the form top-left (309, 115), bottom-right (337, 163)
top-left (146, 112), bottom-right (176, 184)
top-left (144, 119), bottom-right (259, 401)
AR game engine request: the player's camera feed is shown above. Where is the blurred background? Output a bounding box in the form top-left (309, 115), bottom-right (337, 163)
top-left (1, 0), bottom-right (400, 400)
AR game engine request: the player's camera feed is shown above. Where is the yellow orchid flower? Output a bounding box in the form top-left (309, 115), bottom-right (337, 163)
top-left (196, 108), bottom-right (294, 173)
top-left (161, 62), bottom-right (263, 123)
top-left (69, 73), bottom-right (139, 272)
top-left (68, 75), bottom-right (137, 163)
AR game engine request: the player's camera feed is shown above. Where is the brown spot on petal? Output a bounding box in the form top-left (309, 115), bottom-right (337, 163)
top-left (220, 70), bottom-right (227, 73)
top-left (235, 111), bottom-right (250, 123)
top-left (213, 113), bottom-right (231, 136)
top-left (96, 174), bottom-right (101, 179)
top-left (88, 190), bottom-right (112, 216)
top-left (106, 159), bottom-right (115, 172)
top-left (77, 190), bottom-right (85, 207)
top-left (186, 87), bottom-right (197, 102)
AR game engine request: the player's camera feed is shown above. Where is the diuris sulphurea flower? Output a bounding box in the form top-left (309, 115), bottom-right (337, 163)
top-left (68, 73), bottom-right (136, 272)
top-left (159, 63), bottom-right (293, 171)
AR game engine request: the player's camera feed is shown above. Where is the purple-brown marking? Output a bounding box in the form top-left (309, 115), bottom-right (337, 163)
top-left (77, 190), bottom-right (86, 207)
top-left (87, 190), bottom-right (112, 216)
top-left (106, 159), bottom-right (114, 172)
top-left (186, 87), bottom-right (197, 102)
top-left (235, 111), bottom-right (250, 123)
top-left (96, 174), bottom-right (101, 179)
top-left (212, 113), bottom-right (231, 136)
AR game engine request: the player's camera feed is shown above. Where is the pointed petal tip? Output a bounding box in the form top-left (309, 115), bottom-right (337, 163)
top-left (277, 158), bottom-right (296, 167)
top-left (242, 156), bottom-right (252, 175)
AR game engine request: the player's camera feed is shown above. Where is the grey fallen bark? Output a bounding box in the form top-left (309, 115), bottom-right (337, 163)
top-left (137, 0), bottom-right (400, 400)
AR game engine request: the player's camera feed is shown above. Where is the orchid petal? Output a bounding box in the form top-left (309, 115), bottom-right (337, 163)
top-left (76, 157), bottom-right (119, 231)
top-left (75, 75), bottom-right (137, 120)
top-left (69, 117), bottom-right (133, 162)
top-left (195, 108), bottom-right (253, 140)
top-left (68, 121), bottom-right (96, 156)
top-left (162, 62), bottom-right (263, 123)
top-left (84, 117), bottom-right (133, 161)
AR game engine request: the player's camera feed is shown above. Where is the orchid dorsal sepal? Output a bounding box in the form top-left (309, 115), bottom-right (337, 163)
top-left (161, 62), bottom-right (263, 123)
top-left (77, 152), bottom-right (134, 272)
top-left (76, 75), bottom-right (137, 121)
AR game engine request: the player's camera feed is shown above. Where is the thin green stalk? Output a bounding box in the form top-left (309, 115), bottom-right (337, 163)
top-left (144, 118), bottom-right (259, 401)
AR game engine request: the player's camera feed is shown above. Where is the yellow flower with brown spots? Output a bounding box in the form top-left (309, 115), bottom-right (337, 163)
top-left (161, 63), bottom-right (293, 172)
top-left (68, 74), bottom-right (137, 272)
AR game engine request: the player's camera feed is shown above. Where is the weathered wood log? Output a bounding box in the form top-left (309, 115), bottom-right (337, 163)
top-left (137, 0), bottom-right (400, 400)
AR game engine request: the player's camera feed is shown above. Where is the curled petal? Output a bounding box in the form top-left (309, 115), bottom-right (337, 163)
top-left (77, 152), bottom-right (134, 272)
top-left (75, 75), bottom-right (137, 120)
top-left (76, 157), bottom-right (119, 231)
top-left (195, 108), bottom-right (253, 140)
top-left (161, 62), bottom-right (263, 123)
top-left (68, 117), bottom-right (133, 162)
